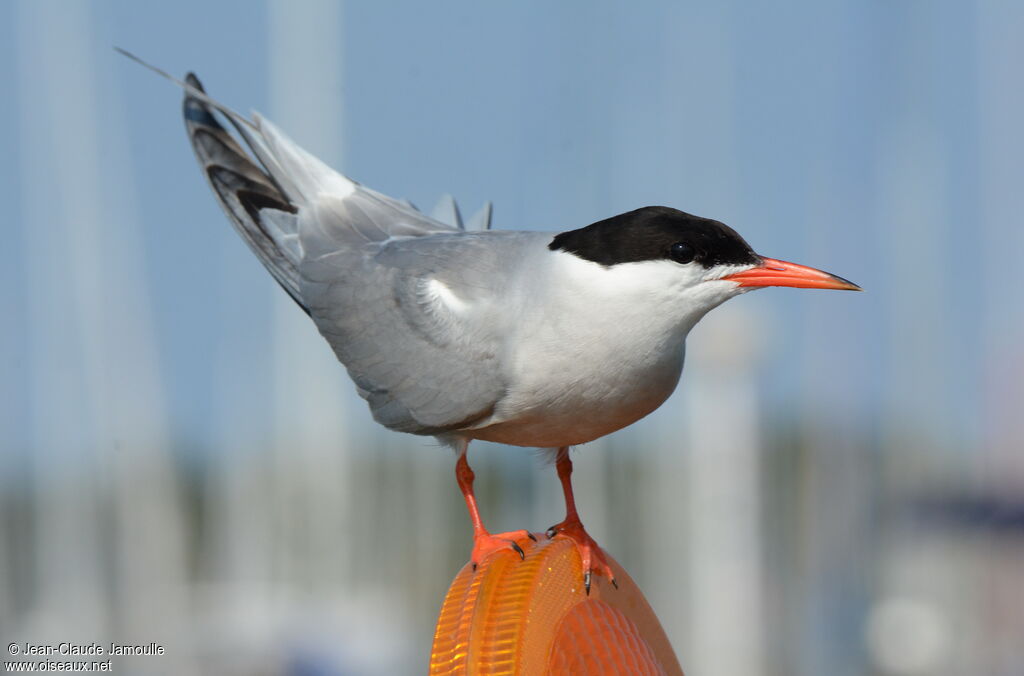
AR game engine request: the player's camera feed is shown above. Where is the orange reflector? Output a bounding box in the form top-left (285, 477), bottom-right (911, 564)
top-left (430, 534), bottom-right (684, 675)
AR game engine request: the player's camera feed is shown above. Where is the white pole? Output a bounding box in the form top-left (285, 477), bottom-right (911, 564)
top-left (17, 0), bottom-right (188, 665)
top-left (266, 0), bottom-right (355, 597)
top-left (683, 306), bottom-right (766, 676)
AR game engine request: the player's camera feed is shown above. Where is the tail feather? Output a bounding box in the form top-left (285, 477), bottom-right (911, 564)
top-left (467, 201), bottom-right (493, 231)
top-left (183, 74), bottom-right (308, 313)
top-left (119, 48), bottom-right (475, 313)
top-left (248, 113), bottom-right (357, 206)
top-left (430, 194), bottom-right (463, 229)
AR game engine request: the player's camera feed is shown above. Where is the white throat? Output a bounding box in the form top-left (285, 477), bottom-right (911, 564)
top-left (470, 250), bottom-right (747, 446)
top-left (543, 251), bottom-right (744, 339)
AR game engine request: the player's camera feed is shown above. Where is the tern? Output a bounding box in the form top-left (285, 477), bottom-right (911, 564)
top-left (122, 51), bottom-right (860, 592)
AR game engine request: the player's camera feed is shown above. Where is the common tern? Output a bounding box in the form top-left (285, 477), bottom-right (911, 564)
top-left (122, 51), bottom-right (860, 592)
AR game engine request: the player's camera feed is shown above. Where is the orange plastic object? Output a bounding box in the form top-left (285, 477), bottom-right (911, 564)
top-left (430, 534), bottom-right (684, 675)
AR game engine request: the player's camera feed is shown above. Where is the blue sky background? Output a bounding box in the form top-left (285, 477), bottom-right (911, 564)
top-left (3, 2), bottom-right (1023, 674)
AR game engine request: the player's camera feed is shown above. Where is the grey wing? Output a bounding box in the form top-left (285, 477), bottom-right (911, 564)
top-left (174, 65), bottom-right (461, 314)
top-left (300, 233), bottom-right (536, 436)
top-left (182, 73), bottom-right (306, 309)
top-left (158, 58), bottom-right (511, 435)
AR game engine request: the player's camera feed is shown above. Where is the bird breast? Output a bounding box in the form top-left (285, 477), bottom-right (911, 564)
top-left (472, 324), bottom-right (685, 447)
top-left (468, 256), bottom-right (691, 447)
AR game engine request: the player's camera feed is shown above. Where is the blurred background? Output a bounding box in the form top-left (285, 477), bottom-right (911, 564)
top-left (2, 1), bottom-right (1022, 674)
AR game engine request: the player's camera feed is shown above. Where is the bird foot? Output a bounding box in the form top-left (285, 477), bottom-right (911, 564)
top-left (546, 518), bottom-right (617, 594)
top-left (470, 529), bottom-right (536, 570)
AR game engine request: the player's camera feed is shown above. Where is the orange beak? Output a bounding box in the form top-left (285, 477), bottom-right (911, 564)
top-left (722, 257), bottom-right (862, 291)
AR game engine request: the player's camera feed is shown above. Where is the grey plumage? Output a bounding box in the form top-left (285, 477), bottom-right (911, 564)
top-left (183, 74), bottom-right (305, 309)
top-left (430, 194), bottom-right (463, 229)
top-left (180, 70), bottom-right (522, 436)
top-left (302, 232), bottom-right (546, 435)
top-left (466, 201), bottom-right (493, 231)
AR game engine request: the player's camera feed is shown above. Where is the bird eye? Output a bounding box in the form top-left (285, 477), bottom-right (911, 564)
top-left (669, 242), bottom-right (695, 264)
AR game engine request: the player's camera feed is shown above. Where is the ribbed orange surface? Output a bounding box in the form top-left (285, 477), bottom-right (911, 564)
top-left (429, 535), bottom-right (683, 676)
top-left (547, 600), bottom-right (663, 675)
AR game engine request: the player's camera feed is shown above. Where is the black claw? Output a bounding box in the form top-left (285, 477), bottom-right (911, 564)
top-left (472, 562), bottom-right (478, 572)
top-left (527, 532), bottom-right (538, 542)
top-left (611, 578), bottom-right (619, 590)
top-left (545, 527), bottom-right (558, 539)
top-left (584, 571), bottom-right (592, 595)
top-left (511, 541), bottom-right (525, 560)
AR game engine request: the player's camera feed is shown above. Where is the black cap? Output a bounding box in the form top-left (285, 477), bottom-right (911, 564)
top-left (549, 206), bottom-right (759, 269)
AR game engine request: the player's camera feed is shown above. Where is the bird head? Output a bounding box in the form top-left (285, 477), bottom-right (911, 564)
top-left (549, 206), bottom-right (860, 329)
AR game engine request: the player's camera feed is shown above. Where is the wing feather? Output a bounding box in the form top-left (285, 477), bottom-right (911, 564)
top-left (299, 233), bottom-right (541, 435)
top-left (121, 49), bottom-right (515, 436)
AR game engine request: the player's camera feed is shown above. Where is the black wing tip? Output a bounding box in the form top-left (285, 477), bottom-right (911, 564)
top-left (183, 98), bottom-right (219, 129)
top-left (235, 187), bottom-right (298, 222)
top-left (185, 72), bottom-right (204, 91)
top-left (182, 74), bottom-right (220, 129)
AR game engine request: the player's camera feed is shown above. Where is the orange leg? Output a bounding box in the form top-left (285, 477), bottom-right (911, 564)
top-left (456, 446), bottom-right (535, 570)
top-left (546, 447), bottom-right (617, 594)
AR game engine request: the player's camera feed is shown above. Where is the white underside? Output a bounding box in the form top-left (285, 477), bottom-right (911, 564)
top-left (451, 251), bottom-right (743, 447)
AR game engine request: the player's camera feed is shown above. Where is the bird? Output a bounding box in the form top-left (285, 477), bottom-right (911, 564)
top-left (121, 50), bottom-right (860, 594)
